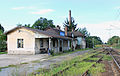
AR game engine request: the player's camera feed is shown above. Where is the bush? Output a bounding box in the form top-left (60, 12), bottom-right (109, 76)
top-left (0, 30), bottom-right (7, 52)
top-left (49, 50), bottom-right (54, 56)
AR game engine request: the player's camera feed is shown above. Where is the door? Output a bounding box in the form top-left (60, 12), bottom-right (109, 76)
top-left (60, 40), bottom-right (62, 52)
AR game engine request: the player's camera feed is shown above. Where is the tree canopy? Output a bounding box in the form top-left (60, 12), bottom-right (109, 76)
top-left (107, 36), bottom-right (120, 45)
top-left (63, 17), bottom-right (77, 32)
top-left (85, 36), bottom-right (103, 48)
top-left (0, 25), bottom-right (7, 52)
top-left (32, 17), bottom-right (55, 30)
top-left (78, 27), bottom-right (90, 37)
top-left (0, 24), bottom-right (4, 32)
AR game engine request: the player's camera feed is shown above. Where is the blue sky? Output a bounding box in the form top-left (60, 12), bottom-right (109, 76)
top-left (1, 0), bottom-right (120, 42)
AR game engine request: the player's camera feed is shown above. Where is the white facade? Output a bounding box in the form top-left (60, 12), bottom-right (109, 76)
top-left (7, 28), bottom-right (71, 55)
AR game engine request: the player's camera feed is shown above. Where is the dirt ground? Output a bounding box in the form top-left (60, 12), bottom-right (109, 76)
top-left (101, 60), bottom-right (114, 76)
top-left (0, 54), bottom-right (48, 67)
top-left (0, 50), bottom-right (90, 76)
top-left (101, 60), bottom-right (120, 76)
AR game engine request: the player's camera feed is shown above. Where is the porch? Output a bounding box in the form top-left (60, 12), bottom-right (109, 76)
top-left (35, 38), bottom-right (71, 54)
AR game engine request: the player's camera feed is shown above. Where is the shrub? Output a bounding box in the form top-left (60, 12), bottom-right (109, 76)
top-left (49, 50), bottom-right (54, 56)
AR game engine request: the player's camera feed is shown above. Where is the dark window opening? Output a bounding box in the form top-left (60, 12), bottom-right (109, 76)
top-left (17, 39), bottom-right (24, 48)
top-left (40, 39), bottom-right (43, 47)
top-left (53, 40), bottom-right (55, 47)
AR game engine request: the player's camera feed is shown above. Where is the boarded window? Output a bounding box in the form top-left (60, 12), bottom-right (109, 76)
top-left (17, 39), bottom-right (24, 48)
top-left (40, 39), bottom-right (43, 47)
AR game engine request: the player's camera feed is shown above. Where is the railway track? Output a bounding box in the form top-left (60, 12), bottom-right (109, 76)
top-left (81, 56), bottom-right (103, 76)
top-left (108, 48), bottom-right (120, 73)
top-left (81, 48), bottom-right (120, 76)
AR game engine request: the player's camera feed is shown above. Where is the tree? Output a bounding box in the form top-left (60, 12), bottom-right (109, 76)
top-left (63, 17), bottom-right (77, 32)
top-left (24, 24), bottom-right (31, 28)
top-left (0, 26), bottom-right (7, 52)
top-left (85, 36), bottom-right (103, 48)
top-left (0, 24), bottom-right (4, 32)
top-left (107, 36), bottom-right (120, 45)
top-left (78, 27), bottom-right (90, 37)
top-left (32, 17), bottom-right (55, 30)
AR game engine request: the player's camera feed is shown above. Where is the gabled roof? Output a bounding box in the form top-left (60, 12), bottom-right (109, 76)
top-left (45, 27), bottom-right (64, 36)
top-left (67, 31), bottom-right (84, 37)
top-left (5, 26), bottom-right (71, 40)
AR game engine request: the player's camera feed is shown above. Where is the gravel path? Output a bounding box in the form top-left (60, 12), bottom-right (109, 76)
top-left (0, 50), bottom-right (90, 76)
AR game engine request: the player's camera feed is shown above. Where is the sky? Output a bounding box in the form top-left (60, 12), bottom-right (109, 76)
top-left (1, 0), bottom-right (120, 42)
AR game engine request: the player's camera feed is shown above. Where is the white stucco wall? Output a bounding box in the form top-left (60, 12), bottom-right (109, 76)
top-left (7, 28), bottom-right (35, 54)
top-left (76, 37), bottom-right (86, 49)
top-left (81, 38), bottom-right (86, 49)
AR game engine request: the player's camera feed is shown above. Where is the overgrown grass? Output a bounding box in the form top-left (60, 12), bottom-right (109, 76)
top-left (103, 54), bottom-right (112, 61)
top-left (89, 63), bottom-right (105, 76)
top-left (62, 62), bottom-right (95, 76)
top-left (31, 60), bottom-right (40, 63)
top-left (29, 50), bottom-right (101, 76)
top-left (0, 64), bottom-right (17, 72)
top-left (51, 48), bottom-right (92, 56)
top-left (0, 52), bottom-right (7, 54)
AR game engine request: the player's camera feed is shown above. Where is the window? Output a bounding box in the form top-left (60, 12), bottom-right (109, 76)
top-left (17, 39), bottom-right (24, 48)
top-left (40, 39), bottom-right (43, 47)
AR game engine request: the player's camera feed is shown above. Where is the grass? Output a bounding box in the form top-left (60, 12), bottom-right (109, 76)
top-left (0, 63), bottom-right (28, 72)
top-left (85, 57), bottom-right (100, 61)
top-left (103, 54), bottom-right (112, 61)
top-left (89, 63), bottom-right (105, 76)
top-left (62, 62), bottom-right (95, 76)
top-left (0, 64), bottom-right (17, 72)
top-left (29, 50), bottom-right (101, 76)
top-left (51, 48), bottom-right (92, 56)
top-left (32, 60), bottom-right (40, 63)
top-left (0, 52), bottom-right (7, 54)
top-left (20, 62), bottom-right (28, 64)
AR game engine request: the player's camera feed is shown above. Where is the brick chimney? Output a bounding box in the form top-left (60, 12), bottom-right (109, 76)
top-left (69, 10), bottom-right (71, 26)
top-left (65, 26), bottom-right (67, 36)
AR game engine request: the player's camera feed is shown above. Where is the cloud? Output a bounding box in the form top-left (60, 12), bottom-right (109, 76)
top-left (31, 9), bottom-right (54, 15)
top-left (78, 21), bottom-right (120, 42)
top-left (11, 6), bottom-right (36, 10)
top-left (12, 7), bottom-right (25, 10)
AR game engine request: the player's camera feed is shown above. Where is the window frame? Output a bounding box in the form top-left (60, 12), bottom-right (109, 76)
top-left (17, 39), bottom-right (24, 48)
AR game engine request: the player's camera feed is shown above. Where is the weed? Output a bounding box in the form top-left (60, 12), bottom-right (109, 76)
top-left (103, 55), bottom-right (112, 61)
top-left (32, 60), bottom-right (40, 63)
top-left (89, 63), bottom-right (105, 76)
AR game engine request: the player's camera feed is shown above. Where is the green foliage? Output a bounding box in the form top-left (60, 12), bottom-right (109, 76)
top-left (89, 63), bottom-right (105, 75)
top-left (49, 50), bottom-right (55, 56)
top-left (24, 24), bottom-right (31, 27)
top-left (78, 27), bottom-right (103, 48)
top-left (29, 50), bottom-right (100, 76)
top-left (107, 36), bottom-right (120, 45)
top-left (0, 29), bottom-right (7, 52)
top-left (78, 27), bottom-right (90, 37)
top-left (103, 55), bottom-right (112, 61)
top-left (85, 36), bottom-right (103, 48)
top-left (0, 24), bottom-right (4, 32)
top-left (0, 52), bottom-right (7, 54)
top-left (63, 17), bottom-right (77, 32)
top-left (32, 17), bottom-right (55, 30)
